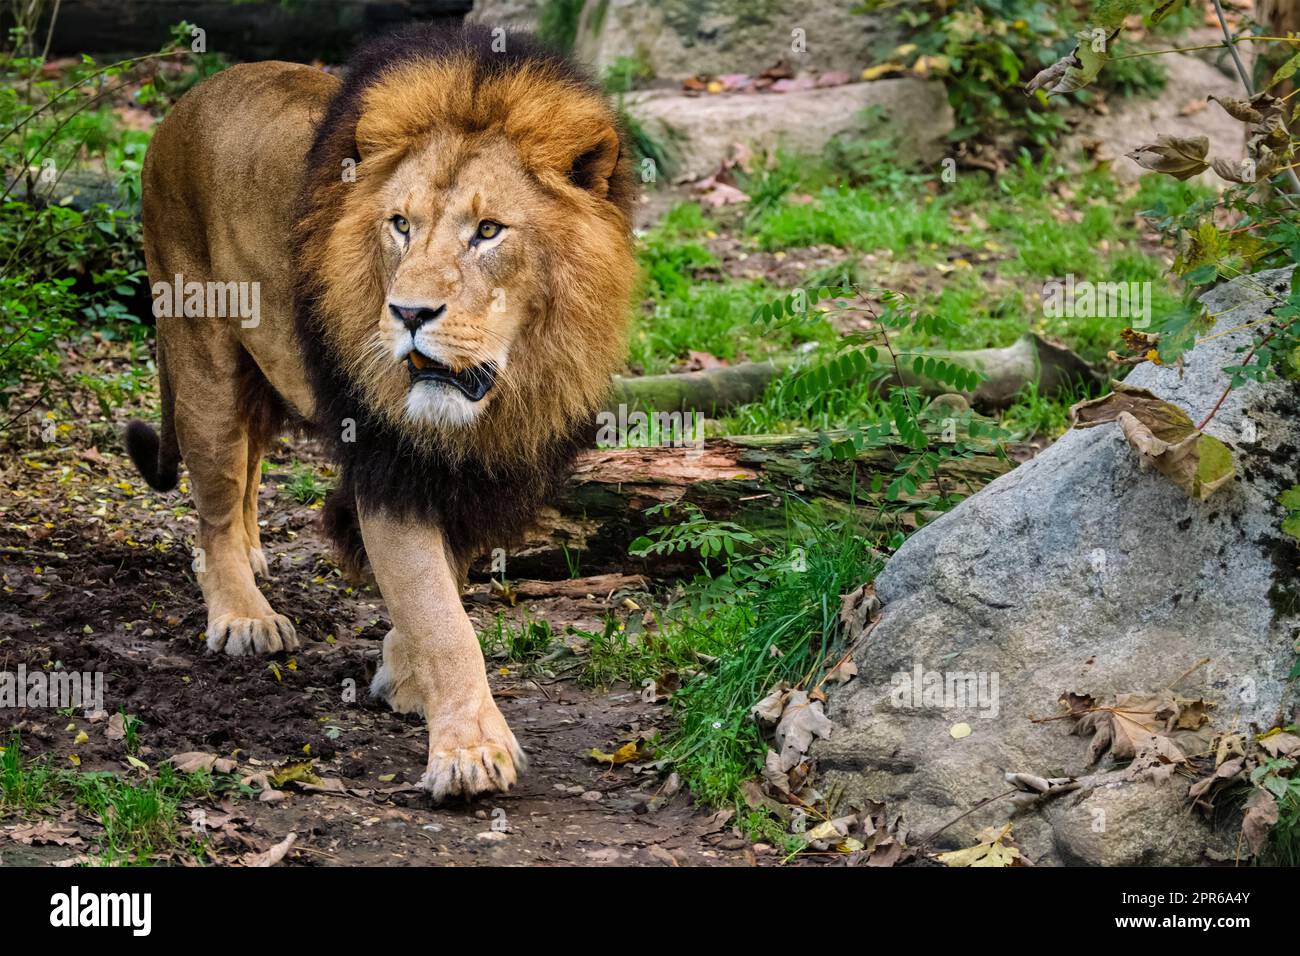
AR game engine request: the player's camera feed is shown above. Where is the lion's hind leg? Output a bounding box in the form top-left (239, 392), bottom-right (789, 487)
top-left (243, 431), bottom-right (269, 578)
top-left (168, 325), bottom-right (298, 656)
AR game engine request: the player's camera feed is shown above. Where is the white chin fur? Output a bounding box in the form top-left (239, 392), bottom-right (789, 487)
top-left (405, 381), bottom-right (483, 429)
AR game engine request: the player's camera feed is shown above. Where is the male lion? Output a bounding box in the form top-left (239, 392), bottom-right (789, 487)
top-left (126, 25), bottom-right (635, 798)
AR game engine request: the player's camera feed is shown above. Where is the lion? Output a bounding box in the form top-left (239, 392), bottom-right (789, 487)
top-left (125, 24), bottom-right (636, 799)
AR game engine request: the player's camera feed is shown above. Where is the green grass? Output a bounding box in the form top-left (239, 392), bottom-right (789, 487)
top-left (1, 736), bottom-right (224, 864)
top-left (282, 461), bottom-right (330, 505)
top-left (657, 516), bottom-right (883, 806)
top-left (481, 612), bottom-right (555, 664)
top-left (999, 383), bottom-right (1088, 443)
top-left (718, 366), bottom-right (892, 436)
top-left (630, 145), bottom-right (1213, 437)
top-left (571, 504), bottom-right (885, 808)
top-left (1268, 788), bottom-right (1300, 866)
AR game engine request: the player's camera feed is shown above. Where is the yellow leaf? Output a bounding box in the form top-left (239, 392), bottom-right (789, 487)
top-left (589, 742), bottom-right (640, 765)
top-left (73, 730), bottom-right (89, 745)
top-left (937, 825), bottom-right (1026, 867)
top-left (68, 754), bottom-right (80, 767)
top-left (126, 755), bottom-right (150, 771)
top-left (862, 62), bottom-right (903, 81)
top-left (270, 761), bottom-right (321, 788)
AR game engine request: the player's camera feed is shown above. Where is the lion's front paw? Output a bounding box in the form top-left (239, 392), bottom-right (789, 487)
top-left (421, 699), bottom-right (526, 800)
top-left (206, 612), bottom-right (299, 656)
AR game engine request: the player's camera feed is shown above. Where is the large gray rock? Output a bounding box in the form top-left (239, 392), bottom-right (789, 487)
top-left (466, 0), bottom-right (542, 31)
top-left (575, 0), bottom-right (880, 81)
top-left (816, 268), bottom-right (1300, 865)
top-left (627, 80), bottom-right (953, 182)
top-left (471, 0), bottom-right (882, 79)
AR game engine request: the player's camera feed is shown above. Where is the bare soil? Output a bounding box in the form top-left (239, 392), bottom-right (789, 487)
top-left (0, 403), bottom-right (760, 867)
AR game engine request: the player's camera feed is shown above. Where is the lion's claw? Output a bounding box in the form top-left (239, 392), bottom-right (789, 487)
top-left (206, 613), bottom-right (299, 655)
top-left (421, 740), bottom-right (525, 800)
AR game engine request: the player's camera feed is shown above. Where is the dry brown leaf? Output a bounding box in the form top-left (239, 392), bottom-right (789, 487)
top-left (1127, 135), bottom-right (1210, 180)
top-left (1209, 94), bottom-right (1265, 125)
top-left (750, 682), bottom-right (791, 724)
top-left (168, 751), bottom-right (238, 774)
top-left (839, 582), bottom-right (880, 638)
top-left (242, 831), bottom-right (296, 867)
top-left (105, 713), bottom-right (125, 741)
top-left (1188, 755), bottom-right (1245, 802)
top-left (7, 820), bottom-right (83, 847)
top-left (1258, 730), bottom-right (1300, 758)
top-left (1071, 384), bottom-right (1234, 499)
top-left (1058, 691), bottom-right (1097, 717)
top-left (1241, 789), bottom-right (1278, 857)
top-left (773, 689), bottom-right (832, 771)
top-left (1117, 412), bottom-right (1234, 500)
top-left (1067, 690), bottom-right (1208, 765)
top-left (825, 659), bottom-right (858, 685)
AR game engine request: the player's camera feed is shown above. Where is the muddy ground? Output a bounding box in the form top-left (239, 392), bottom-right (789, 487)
top-left (0, 404), bottom-right (767, 867)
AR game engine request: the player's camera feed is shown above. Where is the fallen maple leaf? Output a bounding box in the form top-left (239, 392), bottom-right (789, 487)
top-left (937, 825), bottom-right (1030, 867)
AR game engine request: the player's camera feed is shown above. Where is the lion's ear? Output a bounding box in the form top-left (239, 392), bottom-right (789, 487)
top-left (565, 126), bottom-right (621, 199)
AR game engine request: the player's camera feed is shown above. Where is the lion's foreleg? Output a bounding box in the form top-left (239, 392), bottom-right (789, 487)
top-left (360, 508), bottom-right (523, 799)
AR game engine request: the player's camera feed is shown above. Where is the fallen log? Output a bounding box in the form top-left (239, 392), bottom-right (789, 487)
top-left (607, 334), bottom-right (1100, 416)
top-left (474, 432), bottom-right (1015, 581)
top-left (23, 0), bottom-right (471, 60)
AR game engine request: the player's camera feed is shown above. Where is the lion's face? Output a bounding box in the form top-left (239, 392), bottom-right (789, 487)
top-left (300, 53), bottom-right (634, 465)
top-left (373, 133), bottom-right (546, 429)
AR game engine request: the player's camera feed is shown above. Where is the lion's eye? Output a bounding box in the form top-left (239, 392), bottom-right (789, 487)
top-left (392, 215), bottom-right (410, 235)
top-left (475, 220), bottom-right (504, 242)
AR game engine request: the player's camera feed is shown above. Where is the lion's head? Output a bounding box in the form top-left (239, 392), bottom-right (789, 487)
top-left (294, 25), bottom-right (636, 565)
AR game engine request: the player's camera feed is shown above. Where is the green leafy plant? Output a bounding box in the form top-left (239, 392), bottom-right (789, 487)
top-left (629, 502), bottom-right (757, 563)
top-left (481, 613), bottom-right (555, 663)
top-left (752, 284), bottom-right (1003, 503)
top-left (283, 461), bottom-right (330, 505)
top-left (0, 25), bottom-right (203, 426)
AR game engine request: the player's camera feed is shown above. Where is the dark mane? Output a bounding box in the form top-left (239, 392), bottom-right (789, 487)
top-left (293, 23), bottom-right (626, 575)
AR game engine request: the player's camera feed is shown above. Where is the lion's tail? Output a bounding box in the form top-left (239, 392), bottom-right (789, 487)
top-left (125, 348), bottom-right (180, 492)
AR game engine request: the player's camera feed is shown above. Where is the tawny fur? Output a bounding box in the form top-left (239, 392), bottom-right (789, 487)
top-left (129, 25), bottom-right (636, 798)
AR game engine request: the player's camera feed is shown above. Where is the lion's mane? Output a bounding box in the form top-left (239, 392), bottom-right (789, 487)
top-left (292, 24), bottom-right (635, 574)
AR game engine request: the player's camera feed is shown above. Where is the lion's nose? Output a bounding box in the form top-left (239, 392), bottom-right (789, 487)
top-left (389, 301), bottom-right (446, 333)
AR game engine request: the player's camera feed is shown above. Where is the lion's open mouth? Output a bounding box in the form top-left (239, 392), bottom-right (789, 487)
top-left (406, 350), bottom-right (496, 402)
